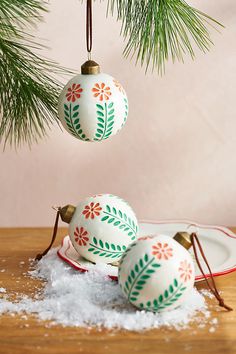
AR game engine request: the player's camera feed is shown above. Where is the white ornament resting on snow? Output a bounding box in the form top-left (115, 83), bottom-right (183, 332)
top-left (58, 61), bottom-right (128, 142)
top-left (118, 234), bottom-right (195, 312)
top-left (69, 194), bottom-right (138, 264)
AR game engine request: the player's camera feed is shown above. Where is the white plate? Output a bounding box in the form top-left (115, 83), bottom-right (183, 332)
top-left (57, 220), bottom-right (236, 282)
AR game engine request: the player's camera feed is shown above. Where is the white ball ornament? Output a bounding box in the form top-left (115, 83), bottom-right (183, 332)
top-left (58, 61), bottom-right (128, 142)
top-left (60, 194), bottom-right (138, 264)
top-left (118, 234), bottom-right (195, 312)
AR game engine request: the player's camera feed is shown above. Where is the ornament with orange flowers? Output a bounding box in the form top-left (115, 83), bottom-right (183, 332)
top-left (60, 77), bottom-right (128, 142)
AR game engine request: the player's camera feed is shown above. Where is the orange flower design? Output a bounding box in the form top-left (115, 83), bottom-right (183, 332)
top-left (74, 227), bottom-right (89, 246)
top-left (92, 83), bottom-right (111, 101)
top-left (113, 79), bottom-right (124, 93)
top-left (66, 83), bottom-right (83, 102)
top-left (179, 260), bottom-right (193, 282)
top-left (82, 202), bottom-right (102, 219)
top-left (152, 242), bottom-right (173, 260)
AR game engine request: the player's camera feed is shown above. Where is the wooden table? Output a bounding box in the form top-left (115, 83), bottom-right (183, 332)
top-left (0, 228), bottom-right (235, 354)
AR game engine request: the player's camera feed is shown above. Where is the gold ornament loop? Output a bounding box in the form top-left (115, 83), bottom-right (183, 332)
top-left (186, 223), bottom-right (200, 236)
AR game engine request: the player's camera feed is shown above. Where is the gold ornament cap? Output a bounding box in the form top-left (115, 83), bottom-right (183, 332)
top-left (173, 232), bottom-right (192, 250)
top-left (81, 60), bottom-right (100, 75)
top-left (59, 205), bottom-right (76, 224)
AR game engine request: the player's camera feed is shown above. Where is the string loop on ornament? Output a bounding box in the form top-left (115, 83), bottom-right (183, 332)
top-left (86, 0), bottom-right (92, 56)
top-left (186, 223), bottom-right (199, 235)
top-left (52, 206), bottom-right (61, 212)
top-left (35, 207), bottom-right (61, 261)
top-left (190, 232), bottom-right (232, 311)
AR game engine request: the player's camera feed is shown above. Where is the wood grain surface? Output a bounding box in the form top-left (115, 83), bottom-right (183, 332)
top-left (0, 227), bottom-right (235, 354)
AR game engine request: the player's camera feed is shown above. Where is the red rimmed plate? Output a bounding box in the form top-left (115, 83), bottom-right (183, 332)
top-left (57, 220), bottom-right (236, 282)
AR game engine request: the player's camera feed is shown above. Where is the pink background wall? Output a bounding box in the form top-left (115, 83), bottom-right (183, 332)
top-left (1, 0), bottom-right (236, 227)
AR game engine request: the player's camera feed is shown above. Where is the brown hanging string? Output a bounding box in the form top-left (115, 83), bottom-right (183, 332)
top-left (190, 232), bottom-right (232, 311)
top-left (86, 0), bottom-right (92, 56)
top-left (35, 208), bottom-right (61, 261)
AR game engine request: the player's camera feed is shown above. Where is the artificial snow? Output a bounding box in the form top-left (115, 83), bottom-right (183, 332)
top-left (0, 248), bottom-right (212, 331)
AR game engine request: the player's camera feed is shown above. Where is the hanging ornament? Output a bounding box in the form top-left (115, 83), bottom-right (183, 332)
top-left (36, 194), bottom-right (138, 264)
top-left (118, 232), bottom-right (233, 313)
top-left (58, 0), bottom-right (128, 142)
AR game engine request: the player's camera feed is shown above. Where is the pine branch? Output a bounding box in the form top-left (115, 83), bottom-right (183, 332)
top-left (0, 0), bottom-right (45, 30)
top-left (0, 0), bottom-right (70, 147)
top-left (108, 0), bottom-right (223, 73)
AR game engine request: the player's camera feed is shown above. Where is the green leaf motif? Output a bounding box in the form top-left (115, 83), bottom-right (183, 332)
top-left (121, 97), bottom-right (128, 128)
top-left (93, 102), bottom-right (115, 141)
top-left (138, 278), bottom-right (187, 312)
top-left (123, 255), bottom-right (160, 302)
top-left (101, 205), bottom-right (138, 240)
top-left (88, 236), bottom-right (126, 259)
top-left (64, 103), bottom-right (89, 141)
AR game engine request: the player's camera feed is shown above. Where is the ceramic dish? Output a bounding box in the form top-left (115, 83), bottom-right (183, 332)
top-left (57, 220), bottom-right (236, 282)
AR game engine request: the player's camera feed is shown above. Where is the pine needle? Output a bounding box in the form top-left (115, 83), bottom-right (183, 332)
top-left (0, 0), bottom-right (70, 147)
top-left (108, 0), bottom-right (223, 73)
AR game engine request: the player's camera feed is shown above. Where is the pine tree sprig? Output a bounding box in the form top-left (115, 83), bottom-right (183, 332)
top-left (0, 0), bottom-right (71, 147)
top-left (108, 0), bottom-right (223, 73)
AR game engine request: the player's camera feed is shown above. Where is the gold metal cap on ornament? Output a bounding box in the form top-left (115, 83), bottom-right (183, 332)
top-left (173, 232), bottom-right (192, 250)
top-left (81, 60), bottom-right (100, 75)
top-left (59, 205), bottom-right (76, 224)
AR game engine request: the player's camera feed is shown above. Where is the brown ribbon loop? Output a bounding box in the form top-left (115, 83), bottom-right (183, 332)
top-left (35, 208), bottom-right (61, 261)
top-left (86, 0), bottom-right (92, 54)
top-left (190, 232), bottom-right (232, 311)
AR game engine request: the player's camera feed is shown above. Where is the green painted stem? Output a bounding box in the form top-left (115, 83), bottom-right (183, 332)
top-left (146, 282), bottom-right (185, 311)
top-left (89, 243), bottom-right (123, 255)
top-left (128, 257), bottom-right (155, 300)
top-left (102, 211), bottom-right (136, 235)
top-left (100, 102), bottom-right (107, 140)
top-left (69, 103), bottom-right (78, 137)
